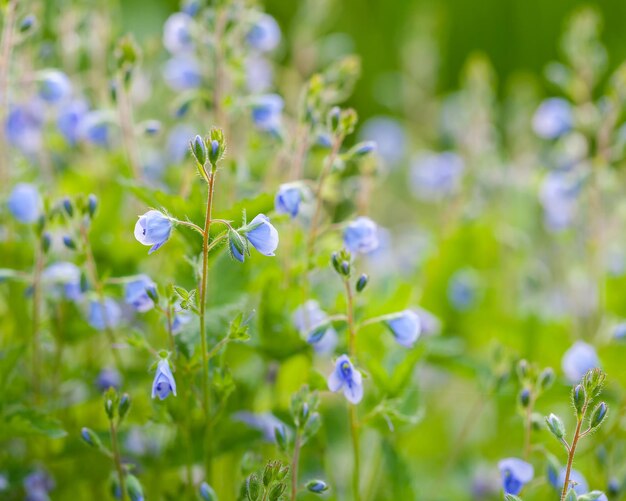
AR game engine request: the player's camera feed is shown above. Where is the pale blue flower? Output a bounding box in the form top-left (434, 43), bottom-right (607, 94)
top-left (200, 482), bottom-right (217, 501)
top-left (614, 322), bottom-right (626, 340)
top-left (151, 359), bottom-right (177, 400)
top-left (42, 262), bottom-right (82, 301)
top-left (24, 469), bottom-right (54, 501)
top-left (409, 151), bottom-right (464, 201)
top-left (328, 354), bottom-right (363, 404)
top-left (498, 458), bottom-right (533, 495)
top-left (251, 94), bottom-right (283, 132)
top-left (57, 98), bottom-right (89, 145)
top-left (244, 214), bottom-right (279, 256)
top-left (274, 184), bottom-right (302, 218)
top-left (171, 304), bottom-right (193, 334)
top-left (533, 98), bottom-right (572, 139)
top-left (293, 300), bottom-right (338, 354)
top-left (539, 171), bottom-right (581, 232)
top-left (95, 368), bottom-right (121, 392)
top-left (343, 216), bottom-right (380, 254)
top-left (163, 56), bottom-right (201, 91)
top-left (124, 275), bottom-right (157, 312)
top-left (448, 269), bottom-right (480, 311)
top-left (384, 310), bottom-right (421, 347)
top-left (233, 411), bottom-right (285, 442)
top-left (38, 69), bottom-right (72, 104)
top-left (246, 56), bottom-right (273, 93)
top-left (555, 468), bottom-right (588, 495)
top-left (8, 183), bottom-right (41, 223)
top-left (163, 12), bottom-right (194, 54)
top-left (562, 341), bottom-right (600, 383)
top-left (6, 102), bottom-right (44, 154)
top-left (359, 116), bottom-right (406, 166)
top-left (247, 14), bottom-right (281, 52)
top-left (88, 298), bottom-right (121, 331)
top-left (166, 124), bottom-right (195, 163)
top-left (414, 307), bottom-right (441, 336)
top-left (134, 210), bottom-right (172, 254)
top-left (78, 110), bottom-right (112, 147)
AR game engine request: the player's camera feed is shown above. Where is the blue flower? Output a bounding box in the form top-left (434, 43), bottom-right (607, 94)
top-left (533, 98), bottom-right (572, 139)
top-left (555, 468), bottom-right (588, 495)
top-left (251, 94), bottom-right (283, 132)
top-left (7, 183), bottom-right (41, 223)
top-left (359, 116), bottom-right (407, 166)
top-left (539, 171), bottom-right (581, 232)
top-left (233, 411), bottom-right (286, 442)
top-left (409, 151), bottom-right (464, 201)
top-left (57, 98), bottom-right (89, 145)
top-left (293, 300), bottom-right (338, 354)
top-left (78, 110), bottom-right (112, 147)
top-left (243, 214), bottom-right (279, 256)
top-left (166, 124), bottom-right (195, 163)
top-left (384, 310), bottom-right (421, 347)
top-left (562, 341), bottom-right (600, 383)
top-left (151, 359), bottom-right (177, 400)
top-left (88, 298), bottom-right (122, 331)
top-left (42, 262), bottom-right (82, 301)
top-left (163, 12), bottom-right (194, 54)
top-left (274, 184), bottom-right (302, 218)
top-left (230, 239), bottom-right (245, 262)
top-left (414, 306), bottom-right (441, 336)
top-left (24, 469), bottom-right (54, 501)
top-left (6, 102), bottom-right (44, 154)
top-left (246, 56), bottom-right (273, 93)
top-left (448, 269), bottom-right (480, 311)
top-left (247, 14), bottom-right (281, 52)
top-left (171, 304), bottom-right (193, 334)
top-left (95, 368), bottom-right (121, 392)
top-left (124, 275), bottom-right (157, 312)
top-left (163, 56), bottom-right (202, 91)
top-left (200, 482), bottom-right (217, 501)
top-left (134, 210), bottom-right (172, 254)
top-left (328, 354), bottom-right (363, 404)
top-left (38, 69), bottom-right (72, 104)
top-left (614, 322), bottom-right (626, 340)
top-left (498, 458), bottom-right (533, 495)
top-left (343, 217), bottom-right (380, 254)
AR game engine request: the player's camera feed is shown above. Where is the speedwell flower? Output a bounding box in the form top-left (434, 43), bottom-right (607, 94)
top-left (498, 458), bottom-right (533, 495)
top-left (242, 214), bottom-right (279, 256)
top-left (561, 341), bottom-right (600, 384)
top-left (343, 217), bottom-right (380, 254)
top-left (384, 310), bottom-right (421, 347)
top-left (274, 184), bottom-right (302, 218)
top-left (8, 183), bottom-right (41, 223)
top-left (87, 298), bottom-right (122, 331)
top-left (328, 354), bottom-right (363, 404)
top-left (124, 275), bottom-right (157, 312)
top-left (134, 210), bottom-right (172, 254)
top-left (151, 359), bottom-right (177, 400)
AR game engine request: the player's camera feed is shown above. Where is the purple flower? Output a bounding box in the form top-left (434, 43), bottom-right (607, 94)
top-left (37, 69), bottom-right (72, 104)
top-left (151, 359), bottom-right (177, 400)
top-left (359, 116), bottom-right (406, 166)
top-left (328, 354), bottom-right (363, 404)
top-left (409, 151), bottom-right (464, 201)
top-left (95, 368), bottom-right (121, 392)
top-left (24, 469), bottom-right (54, 501)
top-left (163, 56), bottom-right (202, 91)
top-left (78, 110), bottom-right (112, 147)
top-left (134, 210), bottom-right (172, 254)
top-left (6, 102), bottom-right (44, 154)
top-left (166, 124), bottom-right (195, 163)
top-left (498, 458), bottom-right (533, 495)
top-left (57, 98), bottom-right (89, 145)
top-left (384, 310), bottom-right (421, 347)
top-left (124, 275), bottom-right (157, 312)
top-left (533, 98), bottom-right (572, 139)
top-left (614, 322), bottom-right (626, 340)
top-left (246, 14), bottom-right (281, 52)
top-left (243, 214), bottom-right (279, 256)
top-left (555, 468), bottom-right (588, 495)
top-left (343, 217), bottom-right (380, 254)
top-left (562, 341), bottom-right (600, 383)
top-left (539, 171), bottom-right (581, 232)
top-left (251, 94), bottom-right (283, 132)
top-left (42, 262), bottom-right (82, 301)
top-left (7, 183), bottom-right (41, 223)
top-left (163, 12), bottom-right (194, 54)
top-left (87, 298), bottom-right (122, 331)
top-left (293, 300), bottom-right (338, 354)
top-left (274, 184), bottom-right (302, 218)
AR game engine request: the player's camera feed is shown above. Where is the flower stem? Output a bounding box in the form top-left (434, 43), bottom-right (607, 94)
top-left (116, 78), bottom-right (141, 179)
top-left (109, 418), bottom-right (128, 501)
top-left (561, 402), bottom-right (588, 500)
top-left (291, 430), bottom-right (301, 500)
top-left (344, 278), bottom-right (360, 501)
top-left (31, 240), bottom-right (44, 401)
top-left (523, 395), bottom-right (535, 460)
top-left (0, 0), bottom-right (16, 187)
top-left (199, 167), bottom-right (217, 481)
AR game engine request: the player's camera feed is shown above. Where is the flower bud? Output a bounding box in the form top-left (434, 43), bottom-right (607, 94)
top-left (328, 107), bottom-right (341, 133)
top-left (62, 197), bottom-right (74, 217)
top-left (306, 479), bottom-right (329, 493)
top-left (41, 232), bottom-right (51, 253)
top-left (268, 482), bottom-right (286, 501)
top-left (200, 482), bottom-right (217, 501)
top-left (63, 235), bottom-right (76, 250)
top-left (87, 194), bottom-right (98, 218)
top-left (519, 388), bottom-right (531, 408)
top-left (81, 427), bottom-right (101, 448)
top-left (275, 424), bottom-right (288, 452)
top-left (19, 14), bottom-right (36, 33)
top-left (228, 229), bottom-right (247, 263)
top-left (126, 474), bottom-right (144, 501)
top-left (546, 413), bottom-right (565, 439)
top-left (190, 135), bottom-right (207, 166)
top-left (340, 261), bottom-right (350, 276)
top-left (331, 252), bottom-right (342, 274)
top-left (356, 273), bottom-right (368, 292)
top-left (516, 359), bottom-right (529, 380)
top-left (207, 128), bottom-right (226, 166)
top-left (118, 393), bottom-right (131, 420)
top-left (246, 473), bottom-right (261, 501)
top-left (590, 402), bottom-right (608, 429)
top-left (538, 367), bottom-right (555, 391)
top-left (348, 141), bottom-right (376, 158)
top-left (572, 384), bottom-right (586, 418)
top-left (142, 120), bottom-right (161, 136)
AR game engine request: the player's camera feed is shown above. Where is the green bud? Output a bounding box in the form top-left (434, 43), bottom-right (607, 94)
top-left (516, 359), bottom-right (529, 380)
top-left (81, 427), bottom-right (101, 448)
top-left (191, 135), bottom-right (208, 167)
top-left (118, 393), bottom-right (131, 420)
top-left (546, 413), bottom-right (565, 439)
top-left (228, 229), bottom-right (248, 262)
top-left (340, 261), bottom-right (350, 276)
top-left (331, 252), bottom-right (342, 274)
top-left (62, 235), bottom-right (76, 250)
top-left (114, 34), bottom-right (140, 75)
top-left (19, 15), bottom-right (36, 33)
top-left (519, 388), bottom-right (531, 408)
top-left (246, 473), bottom-right (261, 501)
top-left (583, 368), bottom-right (606, 395)
top-left (207, 128), bottom-right (226, 166)
top-left (572, 384), bottom-right (586, 418)
top-left (87, 194), bottom-right (98, 218)
top-left (41, 232), bottom-right (51, 253)
top-left (356, 273), bottom-right (368, 292)
top-left (328, 107), bottom-right (341, 133)
top-left (62, 197), bottom-right (74, 217)
top-left (262, 462), bottom-right (274, 487)
top-left (538, 367), bottom-right (555, 391)
top-left (306, 479), bottom-right (329, 493)
top-left (275, 425), bottom-right (288, 452)
top-left (126, 474), bottom-right (144, 501)
top-left (589, 402), bottom-right (608, 429)
top-left (339, 108), bottom-right (358, 136)
top-left (268, 482), bottom-right (286, 501)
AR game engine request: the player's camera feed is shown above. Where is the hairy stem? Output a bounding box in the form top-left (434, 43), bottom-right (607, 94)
top-left (0, 0), bottom-right (16, 186)
top-left (110, 419), bottom-right (128, 501)
top-left (291, 431), bottom-right (301, 500)
top-left (345, 278), bottom-right (360, 501)
top-left (31, 240), bottom-right (44, 400)
top-left (561, 403), bottom-right (588, 500)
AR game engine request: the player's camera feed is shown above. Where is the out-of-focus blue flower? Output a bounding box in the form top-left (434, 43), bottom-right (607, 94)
top-left (251, 94), bottom-right (283, 132)
top-left (539, 171), bottom-right (581, 232)
top-left (384, 310), bottom-right (421, 347)
top-left (6, 102), bottom-right (44, 154)
top-left (163, 56), bottom-right (202, 91)
top-left (163, 12), bottom-right (194, 54)
top-left (554, 468), bottom-right (588, 495)
top-left (78, 110), bottom-right (112, 147)
top-left (57, 98), bottom-right (89, 145)
top-left (246, 56), bottom-right (273, 93)
top-left (95, 368), bottom-right (121, 392)
top-left (409, 151), bottom-right (464, 201)
top-left (124, 275), bottom-right (157, 312)
top-left (614, 322), bottom-right (626, 340)
top-left (166, 124), bottom-right (195, 163)
top-left (7, 183), bottom-right (41, 223)
top-left (134, 210), bottom-right (172, 254)
top-left (448, 269), bottom-right (480, 311)
top-left (233, 411), bottom-right (285, 442)
top-left (247, 14), bottom-right (281, 52)
top-left (328, 354), bottom-right (363, 404)
top-left (37, 69), bottom-right (72, 104)
top-left (359, 116), bottom-right (407, 166)
top-left (414, 307), bottom-right (441, 336)
top-left (42, 262), bottom-right (82, 301)
top-left (88, 298), bottom-right (121, 331)
top-left (24, 469), bottom-right (54, 501)
top-left (293, 300), bottom-right (338, 354)
top-left (533, 98), bottom-right (572, 139)
top-left (200, 482), bottom-right (217, 501)
top-left (498, 458), bottom-right (533, 495)
top-left (151, 359), bottom-right (177, 400)
top-left (243, 214), bottom-right (279, 256)
top-left (343, 217), bottom-right (380, 254)
top-left (562, 341), bottom-right (600, 383)
top-left (274, 184), bottom-right (302, 218)
top-left (171, 305), bottom-right (192, 334)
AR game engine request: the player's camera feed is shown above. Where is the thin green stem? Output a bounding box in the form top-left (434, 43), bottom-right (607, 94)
top-left (291, 430), bottom-right (301, 501)
top-left (523, 395), bottom-right (535, 460)
top-left (344, 278), bottom-right (360, 501)
top-left (110, 419), bottom-right (128, 501)
top-left (0, 0), bottom-right (17, 186)
top-left (117, 78), bottom-right (141, 179)
top-left (31, 240), bottom-right (44, 401)
top-left (561, 402), bottom-right (588, 501)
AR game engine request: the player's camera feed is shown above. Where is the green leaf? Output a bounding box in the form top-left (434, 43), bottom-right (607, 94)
top-left (2, 408), bottom-right (67, 439)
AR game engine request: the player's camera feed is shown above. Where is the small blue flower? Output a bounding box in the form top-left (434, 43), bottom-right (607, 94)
top-left (233, 411), bottom-right (285, 442)
top-left (244, 214), bottom-right (279, 256)
top-left (38, 69), bottom-right (72, 104)
top-left (230, 239), bottom-right (246, 262)
top-left (42, 262), bottom-right (82, 301)
top-left (245, 56), bottom-right (273, 93)
top-left (171, 305), bottom-right (193, 334)
top-left (247, 14), bottom-right (281, 52)
top-left (78, 110), bottom-right (112, 147)
top-left (163, 56), bottom-right (202, 91)
top-left (88, 298), bottom-right (122, 331)
top-left (95, 368), bottom-right (121, 392)
top-left (163, 12), bottom-right (194, 54)
top-left (24, 469), bottom-right (54, 501)
top-left (343, 217), bottom-right (380, 254)
top-left (614, 322), bottom-right (626, 340)
top-left (414, 306), bottom-right (441, 336)
top-left (498, 458), bottom-right (533, 495)
top-left (328, 354), bottom-right (363, 404)
top-left (199, 482), bottom-right (217, 501)
top-left (274, 184), bottom-right (302, 218)
top-left (293, 300), bottom-right (338, 354)
top-left (384, 310), bottom-right (421, 347)
top-left (7, 183), bottom-right (41, 223)
top-left (124, 275), bottom-right (157, 312)
top-left (539, 171), bottom-right (581, 232)
top-left (151, 359), bottom-right (177, 400)
top-left (57, 98), bottom-right (89, 145)
top-left (134, 210), bottom-right (172, 254)
top-left (166, 124), bottom-right (195, 163)
top-left (562, 341), bottom-right (600, 383)
top-left (555, 468), bottom-right (588, 495)
top-left (533, 98), bottom-right (572, 139)
top-left (359, 116), bottom-right (407, 166)
top-left (251, 94), bottom-right (283, 132)
top-left (6, 102), bottom-right (44, 154)
top-left (448, 269), bottom-right (480, 311)
top-left (409, 151), bottom-right (464, 201)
